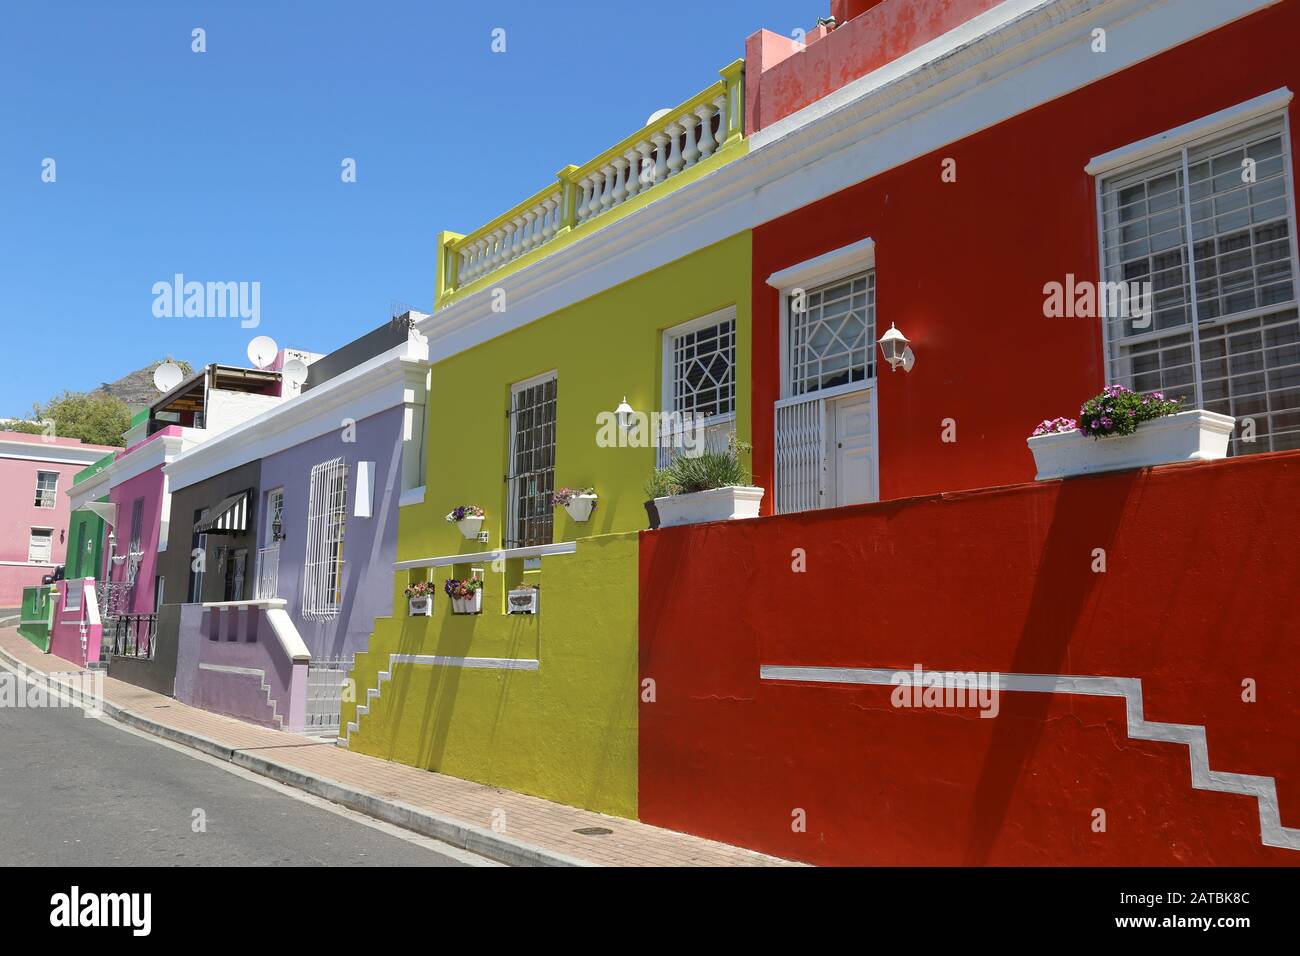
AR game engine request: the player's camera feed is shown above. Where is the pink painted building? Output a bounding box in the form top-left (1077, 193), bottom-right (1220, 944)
top-left (0, 432), bottom-right (120, 608)
top-left (70, 361), bottom-right (307, 663)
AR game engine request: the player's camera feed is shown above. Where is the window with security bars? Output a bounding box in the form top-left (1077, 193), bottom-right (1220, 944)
top-left (128, 498), bottom-right (144, 554)
top-left (303, 457), bottom-right (348, 620)
top-left (660, 311), bottom-right (736, 465)
top-left (28, 528), bottom-right (53, 564)
top-left (34, 471), bottom-right (58, 508)
top-left (789, 272), bottom-right (876, 396)
top-left (1099, 117), bottom-right (1299, 454)
top-left (506, 374), bottom-right (557, 548)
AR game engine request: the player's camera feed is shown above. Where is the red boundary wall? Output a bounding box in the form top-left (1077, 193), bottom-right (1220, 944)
top-left (639, 453), bottom-right (1300, 865)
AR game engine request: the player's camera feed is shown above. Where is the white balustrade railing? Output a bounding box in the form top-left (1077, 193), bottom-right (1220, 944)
top-left (439, 59), bottom-right (744, 303)
top-left (456, 187), bottom-right (564, 286)
top-left (573, 92), bottom-right (731, 231)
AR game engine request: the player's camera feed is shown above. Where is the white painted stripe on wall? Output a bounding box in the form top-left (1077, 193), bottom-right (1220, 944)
top-left (198, 663), bottom-right (266, 678)
top-left (392, 654), bottom-right (539, 671)
top-left (341, 652), bottom-right (541, 742)
top-left (760, 664), bottom-right (1300, 851)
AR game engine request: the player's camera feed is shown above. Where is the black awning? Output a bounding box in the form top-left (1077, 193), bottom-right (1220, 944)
top-left (194, 491), bottom-right (251, 535)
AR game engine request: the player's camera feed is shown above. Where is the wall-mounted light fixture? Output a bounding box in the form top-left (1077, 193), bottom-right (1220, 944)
top-left (615, 396), bottom-right (636, 431)
top-left (877, 323), bottom-right (915, 372)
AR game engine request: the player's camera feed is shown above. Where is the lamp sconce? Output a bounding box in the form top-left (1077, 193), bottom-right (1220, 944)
top-left (877, 323), bottom-right (915, 372)
top-left (614, 396), bottom-right (636, 431)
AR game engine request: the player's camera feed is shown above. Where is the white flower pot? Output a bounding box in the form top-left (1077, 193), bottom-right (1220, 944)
top-left (653, 486), bottom-right (765, 529)
top-left (455, 516), bottom-right (484, 540)
top-left (507, 587), bottom-right (539, 614)
top-left (408, 596), bottom-right (432, 617)
top-left (451, 591), bottom-right (482, 615)
top-left (1027, 409), bottom-right (1235, 481)
top-left (561, 494), bottom-right (597, 522)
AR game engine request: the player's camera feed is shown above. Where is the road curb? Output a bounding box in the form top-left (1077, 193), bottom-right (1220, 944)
top-left (0, 646), bottom-right (590, 867)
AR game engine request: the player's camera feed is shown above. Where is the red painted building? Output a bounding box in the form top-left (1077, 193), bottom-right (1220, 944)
top-left (744, 0), bottom-right (1300, 510)
top-left (638, 0), bottom-right (1300, 865)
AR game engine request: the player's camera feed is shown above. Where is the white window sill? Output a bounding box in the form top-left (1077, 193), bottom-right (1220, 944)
top-left (399, 485), bottom-right (426, 507)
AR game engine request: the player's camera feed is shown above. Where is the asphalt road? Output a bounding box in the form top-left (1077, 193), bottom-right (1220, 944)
top-left (0, 668), bottom-right (485, 866)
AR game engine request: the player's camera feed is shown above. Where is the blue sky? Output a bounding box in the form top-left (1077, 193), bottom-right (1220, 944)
top-left (0, 0), bottom-right (819, 416)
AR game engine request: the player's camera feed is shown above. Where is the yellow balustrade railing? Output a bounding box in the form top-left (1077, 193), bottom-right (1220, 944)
top-left (436, 59), bottom-right (745, 307)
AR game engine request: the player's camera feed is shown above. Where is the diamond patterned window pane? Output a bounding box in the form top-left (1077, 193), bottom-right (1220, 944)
top-left (790, 272), bottom-right (875, 396)
top-left (1100, 118), bottom-right (1299, 455)
top-left (671, 318), bottom-right (735, 419)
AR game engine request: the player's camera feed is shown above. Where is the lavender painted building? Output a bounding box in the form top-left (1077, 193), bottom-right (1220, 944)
top-left (257, 404), bottom-right (405, 662)
top-left (161, 323), bottom-right (430, 734)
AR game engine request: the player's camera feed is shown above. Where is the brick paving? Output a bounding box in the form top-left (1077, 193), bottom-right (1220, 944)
top-left (0, 627), bottom-right (795, 867)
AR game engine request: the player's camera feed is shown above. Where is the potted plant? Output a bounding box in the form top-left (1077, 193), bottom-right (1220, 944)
top-left (551, 487), bottom-right (597, 522)
top-left (404, 580), bottom-right (434, 617)
top-left (1027, 385), bottom-right (1235, 480)
top-left (445, 576), bottom-right (483, 614)
top-left (445, 505), bottom-right (486, 540)
top-left (647, 438), bottom-right (764, 529)
top-left (507, 583), bottom-right (539, 615)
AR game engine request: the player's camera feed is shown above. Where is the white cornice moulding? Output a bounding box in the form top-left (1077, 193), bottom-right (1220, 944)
top-left (417, 0), bottom-right (1279, 362)
top-left (766, 237), bottom-right (876, 291)
top-left (164, 341), bottom-right (431, 492)
top-left (0, 439), bottom-right (117, 467)
top-left (62, 433), bottom-right (192, 510)
top-left (1084, 86), bottom-right (1293, 176)
top-left (91, 435), bottom-right (193, 495)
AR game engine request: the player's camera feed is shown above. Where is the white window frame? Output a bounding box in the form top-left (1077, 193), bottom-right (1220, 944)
top-left (34, 470), bottom-right (58, 509)
top-left (28, 527), bottom-right (54, 564)
top-left (766, 238), bottom-right (881, 513)
top-left (303, 458), bottom-right (348, 621)
top-left (1091, 95), bottom-right (1300, 455)
top-left (659, 306), bottom-right (738, 465)
top-left (506, 370), bottom-right (558, 549)
top-left (128, 497), bottom-right (145, 555)
top-left (189, 507), bottom-right (209, 603)
top-left (265, 487), bottom-right (285, 545)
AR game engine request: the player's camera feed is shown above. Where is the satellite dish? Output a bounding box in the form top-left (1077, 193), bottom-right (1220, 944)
top-left (247, 335), bottom-right (279, 369)
top-left (281, 358), bottom-right (309, 389)
top-left (646, 108), bottom-right (672, 126)
top-left (153, 361), bottom-right (184, 393)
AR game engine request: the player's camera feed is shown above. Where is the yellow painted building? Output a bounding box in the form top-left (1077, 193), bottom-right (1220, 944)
top-left (342, 231), bottom-right (753, 818)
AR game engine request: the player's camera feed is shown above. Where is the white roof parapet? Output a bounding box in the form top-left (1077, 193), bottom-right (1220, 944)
top-left (164, 335), bottom-right (431, 493)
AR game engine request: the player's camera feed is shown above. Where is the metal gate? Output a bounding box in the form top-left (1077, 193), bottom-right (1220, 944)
top-left (773, 393), bottom-right (825, 514)
top-left (305, 659), bottom-right (352, 737)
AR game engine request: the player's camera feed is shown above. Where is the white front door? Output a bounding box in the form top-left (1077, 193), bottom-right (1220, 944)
top-left (828, 390), bottom-right (873, 507)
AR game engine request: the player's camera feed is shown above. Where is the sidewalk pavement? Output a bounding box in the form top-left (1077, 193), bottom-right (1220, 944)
top-left (0, 628), bottom-right (795, 867)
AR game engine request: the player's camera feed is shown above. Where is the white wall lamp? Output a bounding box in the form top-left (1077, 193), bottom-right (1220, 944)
top-left (615, 396), bottom-right (636, 431)
top-left (877, 323), bottom-right (915, 372)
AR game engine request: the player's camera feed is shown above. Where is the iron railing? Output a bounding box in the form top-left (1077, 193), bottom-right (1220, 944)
top-left (257, 544), bottom-right (280, 599)
top-left (103, 614), bottom-right (157, 660)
